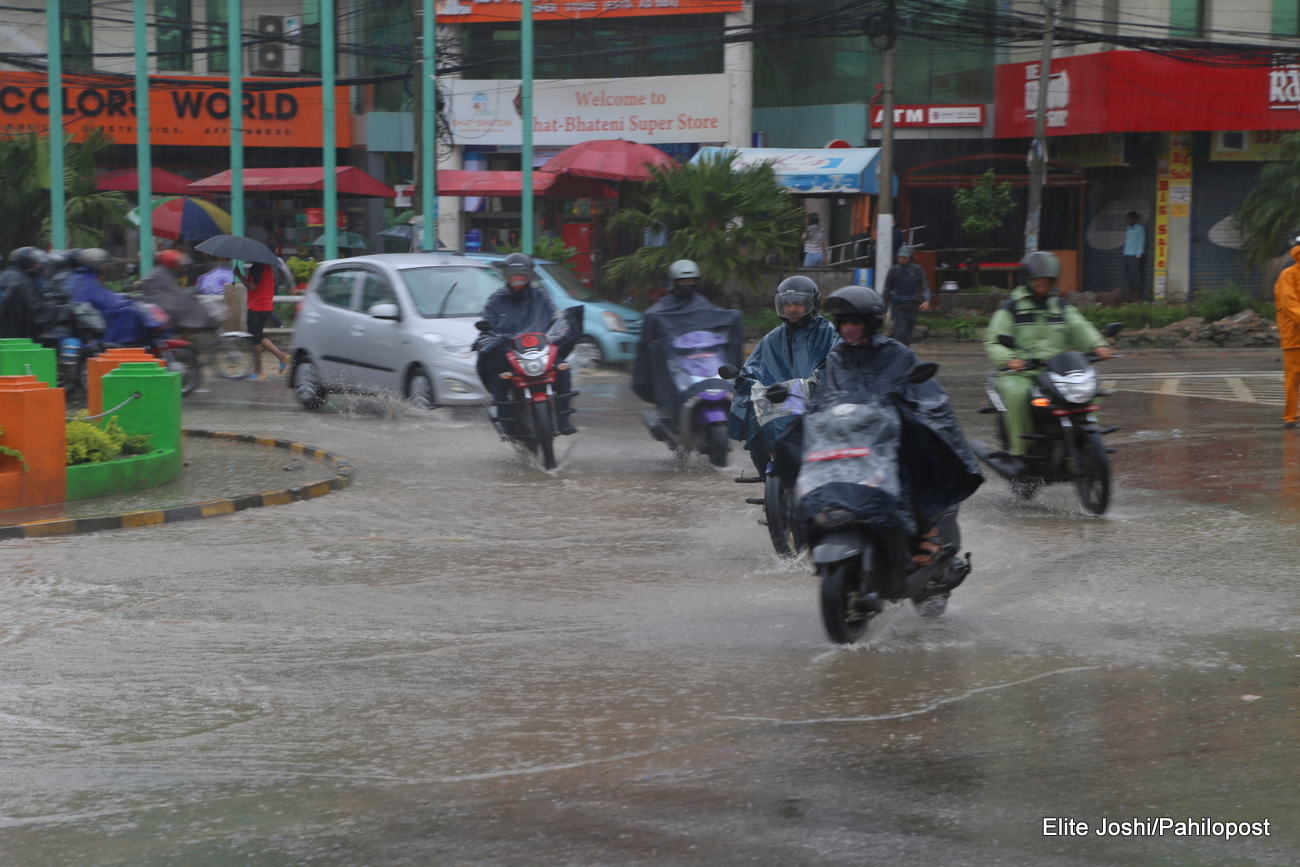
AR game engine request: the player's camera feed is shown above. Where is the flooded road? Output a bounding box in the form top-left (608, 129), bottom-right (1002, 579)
top-left (1, 345), bottom-right (1297, 865)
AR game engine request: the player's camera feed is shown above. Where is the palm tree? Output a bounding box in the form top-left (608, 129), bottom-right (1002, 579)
top-left (604, 151), bottom-right (804, 301)
top-left (0, 129), bottom-right (128, 252)
top-left (1235, 132), bottom-right (1300, 269)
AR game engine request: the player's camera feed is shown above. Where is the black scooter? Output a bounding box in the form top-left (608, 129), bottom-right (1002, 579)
top-left (801, 362), bottom-right (973, 644)
top-left (971, 324), bottom-right (1123, 514)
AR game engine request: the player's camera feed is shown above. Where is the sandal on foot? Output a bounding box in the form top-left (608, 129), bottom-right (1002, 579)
top-left (913, 533), bottom-right (942, 566)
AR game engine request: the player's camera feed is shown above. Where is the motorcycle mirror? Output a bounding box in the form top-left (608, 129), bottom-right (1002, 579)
top-left (906, 362), bottom-right (939, 384)
top-left (474, 319), bottom-right (493, 333)
top-left (1102, 321), bottom-right (1125, 338)
top-left (996, 334), bottom-right (1017, 350)
top-left (717, 364), bottom-right (739, 380)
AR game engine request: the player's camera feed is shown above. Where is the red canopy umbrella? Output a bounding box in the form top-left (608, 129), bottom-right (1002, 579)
top-left (435, 170), bottom-right (616, 198)
top-left (539, 140), bottom-right (678, 182)
top-left (186, 166), bottom-right (397, 197)
top-left (95, 168), bottom-right (193, 195)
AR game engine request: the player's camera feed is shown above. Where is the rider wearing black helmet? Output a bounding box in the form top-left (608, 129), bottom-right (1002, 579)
top-left (0, 246), bottom-right (55, 340)
top-left (729, 275), bottom-right (839, 473)
top-left (476, 252), bottom-right (578, 434)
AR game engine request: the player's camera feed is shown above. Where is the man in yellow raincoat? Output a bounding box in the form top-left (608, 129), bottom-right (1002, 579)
top-left (1274, 240), bottom-right (1300, 428)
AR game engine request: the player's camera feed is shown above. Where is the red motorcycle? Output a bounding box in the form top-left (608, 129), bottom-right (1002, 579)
top-left (476, 323), bottom-right (578, 470)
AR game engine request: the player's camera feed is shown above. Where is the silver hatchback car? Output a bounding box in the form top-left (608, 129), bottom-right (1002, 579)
top-left (289, 253), bottom-right (502, 410)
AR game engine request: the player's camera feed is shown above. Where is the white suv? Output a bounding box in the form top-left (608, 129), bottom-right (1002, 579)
top-left (289, 254), bottom-right (502, 410)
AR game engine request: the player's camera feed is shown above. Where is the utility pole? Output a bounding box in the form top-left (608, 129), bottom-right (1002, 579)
top-left (322, 0), bottom-right (338, 261)
top-left (872, 2), bottom-right (897, 298)
top-left (1024, 0), bottom-right (1058, 254)
top-left (420, 0), bottom-right (437, 251)
top-left (229, 0), bottom-right (244, 245)
top-left (47, 0), bottom-right (66, 250)
top-left (133, 0), bottom-right (151, 271)
top-left (521, 0), bottom-right (535, 254)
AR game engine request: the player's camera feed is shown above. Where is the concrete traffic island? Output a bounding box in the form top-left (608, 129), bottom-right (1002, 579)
top-left (0, 341), bottom-right (351, 539)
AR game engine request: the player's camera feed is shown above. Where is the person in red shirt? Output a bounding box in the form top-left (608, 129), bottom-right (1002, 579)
top-left (239, 258), bottom-right (290, 379)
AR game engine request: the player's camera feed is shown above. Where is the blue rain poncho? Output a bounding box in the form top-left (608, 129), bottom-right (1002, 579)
top-left (728, 316), bottom-right (839, 456)
top-left (632, 294), bottom-right (744, 410)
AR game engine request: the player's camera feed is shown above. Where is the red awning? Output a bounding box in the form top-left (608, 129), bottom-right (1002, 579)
top-left (96, 168), bottom-right (193, 195)
top-left (435, 170), bottom-right (616, 198)
top-left (186, 166), bottom-right (397, 197)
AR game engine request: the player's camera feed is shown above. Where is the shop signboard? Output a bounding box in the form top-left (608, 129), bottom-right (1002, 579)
top-left (996, 50), bottom-right (1300, 136)
top-left (448, 74), bottom-right (729, 146)
top-left (1210, 129), bottom-right (1291, 160)
top-left (0, 71), bottom-right (351, 148)
top-left (869, 105), bottom-right (985, 127)
top-left (305, 209), bottom-right (347, 228)
top-left (436, 0), bottom-right (740, 23)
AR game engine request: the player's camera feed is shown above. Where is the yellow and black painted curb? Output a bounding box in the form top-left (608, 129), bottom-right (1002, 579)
top-left (0, 429), bottom-right (352, 541)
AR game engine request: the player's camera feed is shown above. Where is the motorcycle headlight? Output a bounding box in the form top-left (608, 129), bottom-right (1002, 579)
top-left (1049, 369), bottom-right (1097, 404)
top-left (601, 311), bottom-right (627, 333)
top-left (520, 356), bottom-right (547, 376)
top-left (422, 333), bottom-right (474, 359)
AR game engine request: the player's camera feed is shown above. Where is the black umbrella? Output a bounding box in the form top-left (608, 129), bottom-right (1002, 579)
top-left (195, 234), bottom-right (280, 265)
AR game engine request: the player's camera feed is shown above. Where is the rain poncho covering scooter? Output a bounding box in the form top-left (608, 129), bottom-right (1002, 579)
top-left (796, 337), bottom-right (983, 536)
top-left (632, 294), bottom-right (744, 410)
top-left (728, 316), bottom-right (839, 454)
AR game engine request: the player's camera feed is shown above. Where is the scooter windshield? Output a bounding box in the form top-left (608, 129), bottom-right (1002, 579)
top-left (796, 401), bottom-right (902, 500)
top-left (753, 378), bottom-right (810, 429)
top-left (669, 330), bottom-right (729, 392)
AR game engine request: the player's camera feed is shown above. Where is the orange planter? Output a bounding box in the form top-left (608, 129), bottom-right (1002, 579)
top-left (0, 375), bottom-right (66, 511)
top-left (86, 348), bottom-right (164, 418)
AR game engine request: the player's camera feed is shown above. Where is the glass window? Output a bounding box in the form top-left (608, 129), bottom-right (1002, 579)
top-left (316, 270), bottom-right (359, 308)
top-left (1170, 0), bottom-right (1206, 37)
top-left (158, 0), bottom-right (194, 72)
top-left (401, 266), bottom-right (503, 318)
top-left (206, 0), bottom-right (228, 73)
top-left (540, 264), bottom-right (595, 301)
top-left (62, 0), bottom-right (93, 68)
top-left (301, 0), bottom-right (321, 75)
top-left (360, 272), bottom-right (398, 311)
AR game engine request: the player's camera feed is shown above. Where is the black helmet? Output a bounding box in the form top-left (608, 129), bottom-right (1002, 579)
top-left (499, 252), bottom-right (535, 289)
top-left (774, 275), bottom-right (819, 324)
top-left (9, 246), bottom-right (47, 275)
top-left (824, 285), bottom-right (886, 339)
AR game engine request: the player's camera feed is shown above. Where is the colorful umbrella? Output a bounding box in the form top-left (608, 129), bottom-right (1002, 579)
top-left (539, 140), bottom-right (678, 182)
top-left (127, 197), bottom-right (232, 241)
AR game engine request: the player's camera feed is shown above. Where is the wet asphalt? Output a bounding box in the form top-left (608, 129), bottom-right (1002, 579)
top-left (0, 343), bottom-right (1297, 866)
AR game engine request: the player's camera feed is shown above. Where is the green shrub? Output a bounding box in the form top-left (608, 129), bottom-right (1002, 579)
top-left (285, 256), bottom-right (318, 285)
top-left (66, 415), bottom-right (151, 465)
top-left (0, 426), bottom-right (28, 471)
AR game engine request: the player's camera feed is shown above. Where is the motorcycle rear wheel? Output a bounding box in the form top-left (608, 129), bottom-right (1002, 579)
top-left (819, 557), bottom-right (872, 644)
top-left (764, 473), bottom-right (798, 558)
top-left (706, 423), bottom-right (728, 467)
top-left (165, 348), bottom-right (202, 396)
top-left (532, 401), bottom-right (557, 470)
top-left (1074, 429), bottom-right (1111, 515)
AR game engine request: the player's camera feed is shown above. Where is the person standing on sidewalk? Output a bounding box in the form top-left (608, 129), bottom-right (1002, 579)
top-left (802, 214), bottom-right (828, 267)
top-left (1123, 212), bottom-right (1146, 302)
top-left (238, 257), bottom-right (290, 380)
top-left (1274, 239), bottom-right (1300, 428)
top-left (883, 245), bottom-right (931, 346)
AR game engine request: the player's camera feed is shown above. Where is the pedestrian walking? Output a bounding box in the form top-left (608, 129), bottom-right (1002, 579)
top-left (802, 214), bottom-right (828, 268)
top-left (1274, 237), bottom-right (1300, 428)
top-left (238, 254), bottom-right (290, 380)
top-left (1123, 211), bottom-right (1146, 302)
top-left (883, 245), bottom-right (931, 346)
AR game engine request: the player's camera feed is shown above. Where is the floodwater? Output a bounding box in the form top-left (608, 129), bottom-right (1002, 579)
top-left (0, 347), bottom-right (1296, 865)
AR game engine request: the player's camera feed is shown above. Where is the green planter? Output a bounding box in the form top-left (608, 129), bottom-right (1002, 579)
top-left (66, 449), bottom-right (182, 502)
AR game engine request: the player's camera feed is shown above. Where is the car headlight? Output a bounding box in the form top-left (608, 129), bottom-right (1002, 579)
top-left (422, 333), bottom-right (474, 358)
top-left (1049, 369), bottom-right (1097, 404)
top-left (601, 311), bottom-right (627, 333)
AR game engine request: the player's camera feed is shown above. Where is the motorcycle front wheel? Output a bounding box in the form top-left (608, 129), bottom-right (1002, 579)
top-left (706, 423), bottom-right (728, 467)
top-left (764, 473), bottom-right (798, 558)
top-left (1074, 429), bottom-right (1111, 515)
top-left (819, 556), bottom-right (873, 644)
top-left (532, 400), bottom-right (557, 470)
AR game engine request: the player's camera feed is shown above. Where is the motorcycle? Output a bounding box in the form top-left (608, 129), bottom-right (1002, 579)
top-left (48, 301), bottom-right (109, 397)
top-left (132, 301), bottom-right (203, 396)
top-left (721, 364), bottom-right (810, 557)
top-left (971, 324), bottom-right (1123, 515)
top-left (642, 330), bottom-right (734, 467)
top-left (474, 319), bottom-right (579, 471)
top-left (799, 362), bottom-right (973, 644)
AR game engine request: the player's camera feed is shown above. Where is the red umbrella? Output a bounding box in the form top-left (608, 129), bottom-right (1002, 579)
top-left (95, 168), bottom-right (193, 196)
top-left (539, 140), bottom-right (678, 182)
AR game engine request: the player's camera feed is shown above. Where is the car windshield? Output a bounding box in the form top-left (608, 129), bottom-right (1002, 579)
top-left (401, 266), bottom-right (504, 318)
top-left (540, 263), bottom-right (596, 302)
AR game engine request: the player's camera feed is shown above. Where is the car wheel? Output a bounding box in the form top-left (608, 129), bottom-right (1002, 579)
top-left (571, 337), bottom-right (603, 370)
top-left (293, 357), bottom-right (328, 411)
top-left (406, 367), bottom-right (438, 410)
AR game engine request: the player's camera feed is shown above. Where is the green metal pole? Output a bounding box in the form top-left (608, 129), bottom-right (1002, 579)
top-left (421, 0), bottom-right (437, 252)
top-left (47, 0), bottom-right (66, 250)
top-left (229, 0), bottom-right (244, 242)
top-left (521, 0), bottom-right (533, 254)
top-left (134, 0), bottom-right (152, 272)
top-left (322, 0), bottom-right (338, 260)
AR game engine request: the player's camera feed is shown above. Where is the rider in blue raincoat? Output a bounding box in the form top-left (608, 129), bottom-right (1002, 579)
top-left (729, 276), bottom-right (839, 474)
top-left (65, 248), bottom-right (145, 345)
